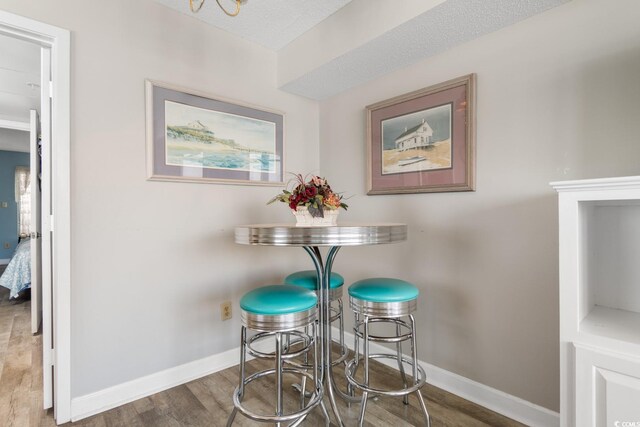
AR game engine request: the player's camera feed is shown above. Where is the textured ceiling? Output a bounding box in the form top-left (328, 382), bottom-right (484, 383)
top-left (0, 34), bottom-right (40, 124)
top-left (154, 0), bottom-right (353, 50)
top-left (281, 0), bottom-right (572, 100)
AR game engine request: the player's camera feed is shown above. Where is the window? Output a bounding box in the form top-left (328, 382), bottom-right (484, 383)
top-left (15, 166), bottom-right (31, 238)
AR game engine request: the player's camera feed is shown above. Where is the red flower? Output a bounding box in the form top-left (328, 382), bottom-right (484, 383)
top-left (305, 185), bottom-right (317, 198)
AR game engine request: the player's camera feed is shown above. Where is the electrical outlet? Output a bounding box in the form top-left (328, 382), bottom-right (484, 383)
top-left (221, 301), bottom-right (232, 321)
top-left (3, 242), bottom-right (9, 249)
top-left (0, 201), bottom-right (8, 208)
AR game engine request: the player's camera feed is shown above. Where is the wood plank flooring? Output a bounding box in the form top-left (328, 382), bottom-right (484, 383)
top-left (0, 286), bottom-right (524, 426)
top-left (0, 283), bottom-right (55, 427)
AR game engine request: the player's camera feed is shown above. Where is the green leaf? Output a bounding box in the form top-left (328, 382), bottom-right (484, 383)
top-left (267, 193), bottom-right (290, 205)
top-left (308, 203), bottom-right (324, 218)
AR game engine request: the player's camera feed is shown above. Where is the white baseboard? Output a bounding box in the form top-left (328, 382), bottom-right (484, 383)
top-left (0, 258), bottom-right (10, 265)
top-left (70, 339), bottom-right (273, 422)
top-left (71, 347), bottom-right (238, 421)
top-left (334, 326), bottom-right (559, 427)
top-left (70, 326), bottom-right (559, 426)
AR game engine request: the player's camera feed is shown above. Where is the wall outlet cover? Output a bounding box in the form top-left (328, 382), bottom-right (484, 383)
top-left (221, 301), bottom-right (232, 321)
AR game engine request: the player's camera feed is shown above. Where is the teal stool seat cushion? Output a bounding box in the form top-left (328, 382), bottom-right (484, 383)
top-left (348, 278), bottom-right (419, 303)
top-left (284, 270), bottom-right (345, 290)
top-left (240, 285), bottom-right (317, 315)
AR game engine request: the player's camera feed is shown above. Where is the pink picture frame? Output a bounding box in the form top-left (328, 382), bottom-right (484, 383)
top-left (366, 74), bottom-right (476, 195)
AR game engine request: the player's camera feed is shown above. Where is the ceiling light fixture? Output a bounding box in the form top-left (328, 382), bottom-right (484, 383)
top-left (189, 0), bottom-right (246, 17)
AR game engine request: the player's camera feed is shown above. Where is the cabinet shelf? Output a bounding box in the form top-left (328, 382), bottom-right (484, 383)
top-left (580, 305), bottom-right (640, 348)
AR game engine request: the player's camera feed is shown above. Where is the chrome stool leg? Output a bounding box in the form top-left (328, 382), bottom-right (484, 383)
top-left (348, 311), bottom-right (360, 399)
top-left (396, 322), bottom-right (409, 405)
top-left (275, 332), bottom-right (283, 426)
top-left (291, 327), bottom-right (313, 405)
top-left (357, 315), bottom-right (370, 427)
top-left (339, 298), bottom-right (345, 363)
top-left (410, 314), bottom-right (431, 427)
top-left (313, 321), bottom-right (331, 427)
top-left (299, 368), bottom-right (307, 408)
top-left (226, 326), bottom-right (246, 427)
top-left (328, 293), bottom-right (349, 367)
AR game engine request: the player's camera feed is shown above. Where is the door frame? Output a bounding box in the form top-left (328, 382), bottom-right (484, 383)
top-left (0, 10), bottom-right (71, 424)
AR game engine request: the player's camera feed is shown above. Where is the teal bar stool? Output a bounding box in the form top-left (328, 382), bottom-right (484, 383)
top-left (227, 285), bottom-right (327, 426)
top-left (284, 270), bottom-right (349, 366)
top-left (345, 278), bottom-right (431, 427)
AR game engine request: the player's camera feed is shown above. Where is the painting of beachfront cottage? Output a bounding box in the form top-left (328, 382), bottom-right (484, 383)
top-left (381, 103), bottom-right (452, 175)
top-left (164, 100), bottom-right (277, 173)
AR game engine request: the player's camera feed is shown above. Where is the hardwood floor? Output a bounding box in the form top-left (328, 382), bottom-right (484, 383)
top-left (0, 285), bottom-right (55, 426)
top-left (0, 287), bottom-right (523, 426)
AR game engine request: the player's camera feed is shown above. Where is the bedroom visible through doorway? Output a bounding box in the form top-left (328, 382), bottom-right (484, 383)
top-left (0, 30), bottom-right (54, 423)
top-left (0, 33), bottom-right (42, 324)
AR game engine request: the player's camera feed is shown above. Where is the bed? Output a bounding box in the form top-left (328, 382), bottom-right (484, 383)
top-left (0, 238), bottom-right (31, 299)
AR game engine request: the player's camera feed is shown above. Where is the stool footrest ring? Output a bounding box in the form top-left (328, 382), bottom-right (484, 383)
top-left (353, 317), bottom-right (413, 344)
top-left (345, 353), bottom-right (427, 397)
top-left (246, 331), bottom-right (313, 360)
top-left (232, 367), bottom-right (323, 423)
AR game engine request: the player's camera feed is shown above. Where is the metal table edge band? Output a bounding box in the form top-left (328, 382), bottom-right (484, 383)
top-left (234, 223), bottom-right (408, 246)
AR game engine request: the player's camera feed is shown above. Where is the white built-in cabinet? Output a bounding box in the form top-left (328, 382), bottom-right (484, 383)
top-left (552, 176), bottom-right (640, 427)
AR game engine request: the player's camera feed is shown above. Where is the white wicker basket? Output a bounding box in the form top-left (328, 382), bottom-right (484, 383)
top-left (291, 206), bottom-right (339, 227)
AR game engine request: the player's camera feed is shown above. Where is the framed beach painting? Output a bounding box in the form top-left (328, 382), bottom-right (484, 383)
top-left (366, 74), bottom-right (476, 195)
top-left (146, 81), bottom-right (284, 185)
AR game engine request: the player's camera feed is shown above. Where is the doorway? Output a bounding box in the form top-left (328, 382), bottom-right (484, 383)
top-left (0, 30), bottom-right (52, 426)
top-left (0, 34), bottom-right (42, 328)
top-left (0, 10), bottom-right (71, 425)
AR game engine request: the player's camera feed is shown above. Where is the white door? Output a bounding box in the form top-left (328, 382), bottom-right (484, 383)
top-left (29, 110), bottom-right (42, 334)
top-left (40, 46), bottom-right (54, 410)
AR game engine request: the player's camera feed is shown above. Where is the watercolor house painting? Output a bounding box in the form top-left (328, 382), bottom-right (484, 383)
top-left (395, 119), bottom-right (433, 151)
top-left (382, 103), bottom-right (452, 174)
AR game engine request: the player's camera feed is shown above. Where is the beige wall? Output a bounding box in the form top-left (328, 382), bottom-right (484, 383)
top-left (1, 0), bottom-right (319, 397)
top-left (3, 0), bottom-right (640, 413)
top-left (319, 0), bottom-right (640, 411)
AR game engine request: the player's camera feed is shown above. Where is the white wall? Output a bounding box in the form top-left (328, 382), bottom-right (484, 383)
top-left (319, 0), bottom-right (640, 411)
top-left (0, 0), bottom-right (319, 398)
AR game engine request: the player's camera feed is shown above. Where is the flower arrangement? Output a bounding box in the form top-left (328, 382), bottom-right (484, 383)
top-left (268, 174), bottom-right (348, 218)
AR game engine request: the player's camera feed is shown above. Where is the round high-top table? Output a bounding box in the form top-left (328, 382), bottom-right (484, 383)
top-left (235, 223), bottom-right (408, 426)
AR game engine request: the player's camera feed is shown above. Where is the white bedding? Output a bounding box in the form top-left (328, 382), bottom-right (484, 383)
top-left (0, 238), bottom-right (31, 299)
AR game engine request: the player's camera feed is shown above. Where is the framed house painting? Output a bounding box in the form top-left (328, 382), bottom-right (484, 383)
top-left (146, 80), bottom-right (284, 185)
top-left (366, 74), bottom-right (476, 195)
